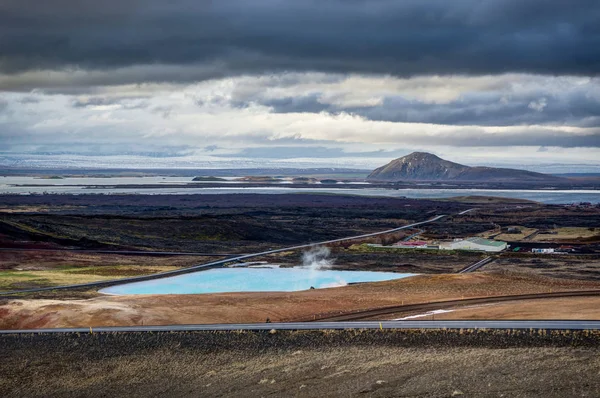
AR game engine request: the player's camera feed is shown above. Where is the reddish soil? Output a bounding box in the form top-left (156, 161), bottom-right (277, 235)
top-left (431, 296), bottom-right (600, 320)
top-left (2, 272), bottom-right (599, 329)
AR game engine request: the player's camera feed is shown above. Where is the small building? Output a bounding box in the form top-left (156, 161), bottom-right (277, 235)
top-left (393, 240), bottom-right (428, 249)
top-left (441, 237), bottom-right (507, 252)
top-left (505, 227), bottom-right (522, 234)
top-left (367, 241), bottom-right (438, 250)
top-left (532, 248), bottom-right (555, 254)
top-left (557, 245), bottom-right (575, 253)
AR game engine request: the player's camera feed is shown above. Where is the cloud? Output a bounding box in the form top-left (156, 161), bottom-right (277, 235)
top-left (0, 141), bottom-right (195, 157)
top-left (0, 1), bottom-right (598, 169)
top-left (528, 98), bottom-right (548, 112)
top-left (1, 73), bottom-right (598, 170)
top-left (71, 96), bottom-right (149, 110)
top-left (150, 105), bottom-right (173, 119)
top-left (229, 74), bottom-right (600, 127)
top-left (17, 96), bottom-right (41, 104)
top-left (220, 146), bottom-right (399, 159)
top-left (1, 0), bottom-right (600, 90)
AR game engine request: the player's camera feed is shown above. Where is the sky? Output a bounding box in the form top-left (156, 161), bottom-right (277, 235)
top-left (1, 0), bottom-right (599, 171)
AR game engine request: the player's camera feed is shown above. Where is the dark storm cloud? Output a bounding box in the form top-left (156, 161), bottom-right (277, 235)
top-left (254, 90), bottom-right (600, 128)
top-left (1, 0), bottom-right (600, 87)
top-left (254, 94), bottom-right (328, 114)
top-left (437, 129), bottom-right (600, 148)
top-left (357, 93), bottom-right (600, 127)
top-left (213, 129), bottom-right (600, 161)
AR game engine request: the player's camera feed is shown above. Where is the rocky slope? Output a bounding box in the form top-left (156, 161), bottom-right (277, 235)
top-left (368, 152), bottom-right (564, 182)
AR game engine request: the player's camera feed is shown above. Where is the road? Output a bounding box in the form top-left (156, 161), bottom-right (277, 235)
top-left (0, 214), bottom-right (447, 295)
top-left (401, 229), bottom-right (423, 242)
top-left (457, 208), bottom-right (476, 215)
top-left (458, 256), bottom-right (495, 273)
top-left (304, 289), bottom-right (600, 321)
top-left (2, 320), bottom-right (600, 334)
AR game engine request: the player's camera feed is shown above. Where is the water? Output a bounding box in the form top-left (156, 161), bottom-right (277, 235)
top-left (1, 176), bottom-right (598, 204)
top-left (99, 268), bottom-right (415, 295)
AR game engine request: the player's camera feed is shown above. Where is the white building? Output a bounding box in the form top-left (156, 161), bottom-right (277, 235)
top-left (532, 248), bottom-right (555, 254)
top-left (440, 237), bottom-right (507, 252)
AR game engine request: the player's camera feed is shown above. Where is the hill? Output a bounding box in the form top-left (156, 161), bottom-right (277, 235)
top-left (367, 152), bottom-right (564, 182)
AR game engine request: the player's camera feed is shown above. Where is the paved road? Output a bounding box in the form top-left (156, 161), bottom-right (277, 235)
top-left (457, 208), bottom-right (477, 215)
top-left (308, 289), bottom-right (600, 321)
top-left (0, 214), bottom-right (447, 295)
top-left (402, 229), bottom-right (423, 242)
top-left (458, 256), bottom-right (495, 273)
top-left (2, 320), bottom-right (600, 334)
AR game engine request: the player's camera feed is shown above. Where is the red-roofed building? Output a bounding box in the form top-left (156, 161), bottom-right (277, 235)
top-left (393, 240), bottom-right (428, 248)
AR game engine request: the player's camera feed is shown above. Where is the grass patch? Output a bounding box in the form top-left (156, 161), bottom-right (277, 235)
top-left (347, 243), bottom-right (483, 256)
top-left (435, 195), bottom-right (538, 204)
top-left (487, 226), bottom-right (537, 241)
top-left (532, 227), bottom-right (599, 241)
top-left (0, 266), bottom-right (179, 291)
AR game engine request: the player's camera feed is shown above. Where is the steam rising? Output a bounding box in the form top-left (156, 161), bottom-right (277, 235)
top-left (300, 246), bottom-right (346, 288)
top-left (301, 246), bottom-right (334, 271)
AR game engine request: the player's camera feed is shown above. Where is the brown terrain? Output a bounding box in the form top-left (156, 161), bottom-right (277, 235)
top-left (487, 255), bottom-right (600, 281)
top-left (2, 272), bottom-right (600, 329)
top-left (0, 193), bottom-right (599, 330)
top-left (429, 296), bottom-right (600, 320)
top-left (3, 329), bottom-right (600, 398)
top-left (1, 191), bottom-right (600, 397)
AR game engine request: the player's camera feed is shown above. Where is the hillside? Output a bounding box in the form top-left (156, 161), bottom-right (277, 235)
top-left (367, 152), bottom-right (564, 182)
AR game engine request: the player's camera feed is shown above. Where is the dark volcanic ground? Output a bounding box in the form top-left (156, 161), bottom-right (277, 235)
top-left (0, 193), bottom-right (467, 213)
top-left (0, 194), bottom-right (468, 254)
top-left (2, 330), bottom-right (600, 398)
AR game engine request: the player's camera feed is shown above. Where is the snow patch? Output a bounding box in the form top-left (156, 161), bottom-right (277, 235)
top-left (394, 309), bottom-right (453, 320)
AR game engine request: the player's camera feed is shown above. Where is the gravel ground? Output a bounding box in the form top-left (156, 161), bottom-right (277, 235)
top-left (2, 330), bottom-right (600, 397)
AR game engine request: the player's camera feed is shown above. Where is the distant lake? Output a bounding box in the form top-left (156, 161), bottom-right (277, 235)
top-left (100, 268), bottom-right (415, 295)
top-left (0, 176), bottom-right (598, 204)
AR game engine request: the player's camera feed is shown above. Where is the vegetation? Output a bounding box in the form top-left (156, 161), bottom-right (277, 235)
top-left (532, 227), bottom-right (600, 242)
top-left (485, 225), bottom-right (537, 241)
top-left (0, 266), bottom-right (180, 291)
top-left (347, 243), bottom-right (484, 256)
top-left (292, 177), bottom-right (318, 183)
top-left (236, 176), bottom-right (282, 182)
top-left (438, 195), bottom-right (537, 204)
top-left (192, 176), bottom-right (227, 181)
top-left (36, 175), bottom-right (64, 180)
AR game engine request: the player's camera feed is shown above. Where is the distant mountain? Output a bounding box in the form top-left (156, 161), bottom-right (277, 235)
top-left (367, 152), bottom-right (565, 182)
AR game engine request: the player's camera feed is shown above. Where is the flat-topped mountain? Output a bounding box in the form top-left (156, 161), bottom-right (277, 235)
top-left (367, 152), bottom-right (564, 182)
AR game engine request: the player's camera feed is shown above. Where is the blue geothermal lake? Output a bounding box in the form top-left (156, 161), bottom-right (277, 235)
top-left (100, 268), bottom-right (415, 295)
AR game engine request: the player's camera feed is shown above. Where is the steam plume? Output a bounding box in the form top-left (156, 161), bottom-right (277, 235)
top-left (301, 246), bottom-right (334, 271)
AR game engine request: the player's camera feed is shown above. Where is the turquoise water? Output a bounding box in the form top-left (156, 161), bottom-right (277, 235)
top-left (100, 268), bottom-right (415, 295)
